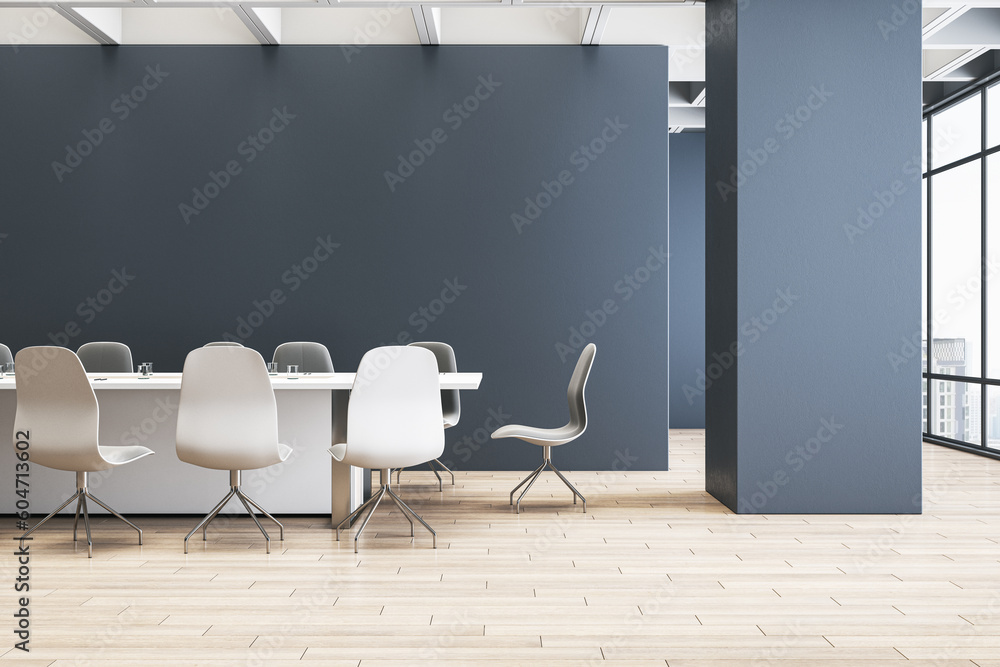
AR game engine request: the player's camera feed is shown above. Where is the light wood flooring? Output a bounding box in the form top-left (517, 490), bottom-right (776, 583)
top-left (1, 429), bottom-right (999, 666)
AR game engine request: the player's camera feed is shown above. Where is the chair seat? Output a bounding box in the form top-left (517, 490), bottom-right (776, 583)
top-left (98, 445), bottom-right (156, 466)
top-left (491, 423), bottom-right (583, 447)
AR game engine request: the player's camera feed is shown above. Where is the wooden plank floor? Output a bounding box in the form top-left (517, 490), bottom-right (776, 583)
top-left (2, 429), bottom-right (999, 666)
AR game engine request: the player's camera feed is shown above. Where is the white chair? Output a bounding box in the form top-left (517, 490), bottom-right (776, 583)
top-left (14, 347), bottom-right (154, 557)
top-left (77, 341), bottom-right (133, 373)
top-left (272, 341), bottom-right (334, 373)
top-left (203, 341), bottom-right (243, 347)
top-left (394, 341), bottom-right (460, 491)
top-left (329, 346), bottom-right (444, 552)
top-left (176, 346), bottom-right (292, 553)
top-left (0, 343), bottom-right (13, 367)
top-left (491, 343), bottom-right (596, 513)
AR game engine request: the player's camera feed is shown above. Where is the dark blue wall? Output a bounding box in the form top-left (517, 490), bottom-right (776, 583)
top-left (0, 46), bottom-right (669, 472)
top-left (706, 1), bottom-right (922, 512)
top-left (669, 132), bottom-right (706, 428)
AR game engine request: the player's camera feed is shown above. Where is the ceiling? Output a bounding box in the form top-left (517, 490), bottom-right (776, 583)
top-left (1, 0), bottom-right (996, 130)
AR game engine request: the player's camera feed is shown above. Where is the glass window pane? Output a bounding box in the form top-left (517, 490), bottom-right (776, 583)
top-left (922, 177), bottom-right (928, 350)
top-left (931, 160), bottom-right (982, 377)
top-left (989, 84), bottom-right (1000, 148)
top-left (988, 386), bottom-right (1000, 449)
top-left (932, 380), bottom-right (980, 444)
top-left (988, 154), bottom-right (1000, 379)
top-left (923, 118), bottom-right (928, 172)
top-left (932, 92), bottom-right (981, 169)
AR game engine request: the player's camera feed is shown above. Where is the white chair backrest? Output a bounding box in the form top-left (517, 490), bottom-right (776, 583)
top-left (13, 347), bottom-right (103, 472)
top-left (273, 341), bottom-right (334, 373)
top-left (0, 343), bottom-right (12, 366)
top-left (567, 344), bottom-right (596, 433)
top-left (176, 346), bottom-right (281, 471)
top-left (345, 346), bottom-right (444, 470)
top-left (409, 341), bottom-right (460, 427)
top-left (203, 341), bottom-right (243, 347)
top-left (77, 341), bottom-right (133, 373)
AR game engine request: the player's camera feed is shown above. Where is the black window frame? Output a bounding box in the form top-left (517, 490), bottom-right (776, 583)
top-left (923, 74), bottom-right (1000, 461)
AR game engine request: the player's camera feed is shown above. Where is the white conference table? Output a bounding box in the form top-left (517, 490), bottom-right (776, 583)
top-left (0, 372), bottom-right (482, 523)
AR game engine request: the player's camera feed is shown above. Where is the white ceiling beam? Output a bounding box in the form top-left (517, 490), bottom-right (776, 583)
top-left (925, 46), bottom-right (990, 79)
top-left (923, 6), bottom-right (972, 39)
top-left (236, 5), bottom-right (281, 44)
top-left (422, 5), bottom-right (439, 43)
top-left (0, 0), bottom-right (700, 6)
top-left (411, 6), bottom-right (429, 42)
top-left (668, 105), bottom-right (704, 129)
top-left (690, 83), bottom-right (705, 107)
top-left (411, 6), bottom-right (439, 44)
top-left (53, 5), bottom-right (120, 43)
top-left (581, 5), bottom-right (609, 45)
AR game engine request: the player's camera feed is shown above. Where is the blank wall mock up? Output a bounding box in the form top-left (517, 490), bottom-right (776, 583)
top-left (0, 45), bottom-right (669, 472)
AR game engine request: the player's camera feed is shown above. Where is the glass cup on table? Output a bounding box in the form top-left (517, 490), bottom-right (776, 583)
top-left (286, 364), bottom-right (299, 379)
top-left (267, 362), bottom-right (278, 376)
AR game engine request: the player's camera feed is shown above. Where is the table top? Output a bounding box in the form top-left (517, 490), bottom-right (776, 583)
top-left (0, 372), bottom-right (483, 391)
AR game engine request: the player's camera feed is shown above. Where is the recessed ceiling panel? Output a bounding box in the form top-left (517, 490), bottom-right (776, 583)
top-left (600, 5), bottom-right (703, 45)
top-left (282, 7), bottom-right (419, 45)
top-left (439, 6), bottom-right (585, 45)
top-left (121, 7), bottom-right (259, 44)
top-left (0, 7), bottom-right (99, 44)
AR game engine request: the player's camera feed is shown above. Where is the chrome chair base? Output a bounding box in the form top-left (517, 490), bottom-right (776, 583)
top-left (337, 469), bottom-right (436, 553)
top-left (510, 445), bottom-right (587, 514)
top-left (19, 471), bottom-right (142, 558)
top-left (394, 459), bottom-right (455, 492)
top-left (184, 470), bottom-right (284, 554)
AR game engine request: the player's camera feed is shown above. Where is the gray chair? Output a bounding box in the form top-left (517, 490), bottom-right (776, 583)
top-left (491, 343), bottom-right (596, 513)
top-left (204, 341), bottom-right (243, 347)
top-left (76, 342), bottom-right (133, 373)
top-left (14, 347), bottom-right (154, 557)
top-left (0, 344), bottom-right (12, 367)
top-left (272, 341), bottom-right (334, 373)
top-left (395, 342), bottom-right (460, 491)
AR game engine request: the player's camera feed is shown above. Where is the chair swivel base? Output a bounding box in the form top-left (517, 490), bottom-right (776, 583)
top-left (19, 471), bottom-right (142, 558)
top-left (185, 470), bottom-right (284, 554)
top-left (394, 458), bottom-right (455, 492)
top-left (337, 468), bottom-right (436, 553)
top-left (510, 445), bottom-right (587, 514)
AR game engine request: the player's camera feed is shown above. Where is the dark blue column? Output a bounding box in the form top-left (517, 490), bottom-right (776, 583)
top-left (705, 0), bottom-right (922, 513)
